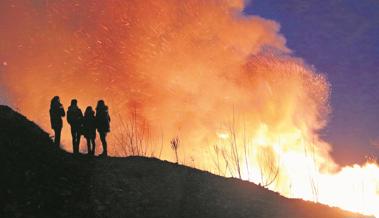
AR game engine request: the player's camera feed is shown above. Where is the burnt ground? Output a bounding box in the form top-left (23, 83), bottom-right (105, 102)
top-left (0, 105), bottom-right (372, 218)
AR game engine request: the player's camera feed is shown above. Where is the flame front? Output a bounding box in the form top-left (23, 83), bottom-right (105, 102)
top-left (1, 1), bottom-right (378, 217)
top-left (213, 123), bottom-right (379, 217)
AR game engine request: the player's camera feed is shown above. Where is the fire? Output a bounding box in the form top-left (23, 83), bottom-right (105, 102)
top-left (1, 0), bottom-right (378, 217)
top-left (213, 122), bottom-right (379, 216)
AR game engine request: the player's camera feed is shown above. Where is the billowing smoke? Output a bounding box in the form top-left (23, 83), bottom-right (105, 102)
top-left (0, 0), bottom-right (319, 153)
top-left (1, 0), bottom-right (378, 216)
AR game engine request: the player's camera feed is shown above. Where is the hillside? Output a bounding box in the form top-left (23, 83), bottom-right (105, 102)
top-left (0, 105), bottom-right (371, 218)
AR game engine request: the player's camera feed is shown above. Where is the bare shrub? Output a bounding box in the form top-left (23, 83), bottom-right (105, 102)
top-left (210, 144), bottom-right (232, 177)
top-left (304, 138), bottom-right (319, 202)
top-left (221, 148), bottom-right (231, 177)
top-left (170, 136), bottom-right (180, 164)
top-left (209, 110), bottom-right (253, 179)
top-left (212, 144), bottom-right (222, 175)
top-left (112, 109), bottom-right (155, 157)
top-left (227, 112), bottom-right (242, 179)
top-left (257, 146), bottom-right (280, 187)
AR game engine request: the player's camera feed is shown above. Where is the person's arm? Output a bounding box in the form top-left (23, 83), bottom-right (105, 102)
top-left (60, 106), bottom-right (65, 117)
top-left (107, 111), bottom-right (111, 122)
top-left (49, 109), bottom-right (54, 129)
top-left (67, 110), bottom-right (71, 124)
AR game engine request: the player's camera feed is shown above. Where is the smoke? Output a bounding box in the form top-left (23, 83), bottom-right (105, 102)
top-left (0, 0), bottom-right (316, 149)
top-left (0, 0), bottom-right (329, 194)
top-left (2, 0), bottom-right (378, 216)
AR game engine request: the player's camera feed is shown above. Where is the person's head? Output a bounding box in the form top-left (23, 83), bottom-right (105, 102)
top-left (85, 106), bottom-right (93, 116)
top-left (50, 96), bottom-right (60, 108)
top-left (70, 99), bottom-right (78, 107)
top-left (96, 100), bottom-right (106, 110)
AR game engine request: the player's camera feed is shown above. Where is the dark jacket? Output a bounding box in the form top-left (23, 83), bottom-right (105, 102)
top-left (83, 110), bottom-right (96, 139)
top-left (96, 106), bottom-right (110, 133)
top-left (67, 105), bottom-right (83, 128)
top-left (50, 103), bottom-right (65, 130)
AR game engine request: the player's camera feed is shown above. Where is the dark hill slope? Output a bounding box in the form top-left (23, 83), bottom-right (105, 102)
top-left (0, 105), bottom-right (371, 218)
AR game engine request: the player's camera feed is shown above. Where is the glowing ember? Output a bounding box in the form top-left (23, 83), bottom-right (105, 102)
top-left (0, 1), bottom-right (378, 217)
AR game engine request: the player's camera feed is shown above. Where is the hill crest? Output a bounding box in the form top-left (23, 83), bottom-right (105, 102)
top-left (0, 105), bottom-right (371, 218)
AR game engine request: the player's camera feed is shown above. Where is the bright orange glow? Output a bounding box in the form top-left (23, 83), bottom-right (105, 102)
top-left (215, 123), bottom-right (379, 217)
top-left (1, 1), bottom-right (378, 217)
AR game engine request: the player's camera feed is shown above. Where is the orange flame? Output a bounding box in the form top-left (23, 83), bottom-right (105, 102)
top-left (1, 1), bottom-right (378, 216)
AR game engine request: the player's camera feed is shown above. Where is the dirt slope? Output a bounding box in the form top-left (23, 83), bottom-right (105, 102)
top-left (0, 105), bottom-right (371, 218)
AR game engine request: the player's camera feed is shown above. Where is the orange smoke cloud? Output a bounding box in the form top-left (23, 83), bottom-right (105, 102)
top-left (0, 0), bottom-right (290, 151)
top-left (1, 0), bottom-right (378, 217)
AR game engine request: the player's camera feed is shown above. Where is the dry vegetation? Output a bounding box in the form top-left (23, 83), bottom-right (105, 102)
top-left (1, 105), bottom-right (373, 218)
top-left (112, 109), bottom-right (284, 189)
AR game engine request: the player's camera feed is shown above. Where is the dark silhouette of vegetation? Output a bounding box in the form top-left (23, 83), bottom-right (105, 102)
top-left (114, 109), bottom-right (153, 157)
top-left (170, 137), bottom-right (180, 164)
top-left (257, 146), bottom-right (280, 187)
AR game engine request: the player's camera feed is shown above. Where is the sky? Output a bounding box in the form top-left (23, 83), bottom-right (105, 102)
top-left (245, 0), bottom-right (379, 165)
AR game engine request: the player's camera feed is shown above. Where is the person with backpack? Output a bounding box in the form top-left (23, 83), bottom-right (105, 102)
top-left (49, 96), bottom-right (65, 147)
top-left (95, 100), bottom-right (110, 157)
top-left (67, 99), bottom-right (83, 154)
top-left (83, 106), bottom-right (96, 156)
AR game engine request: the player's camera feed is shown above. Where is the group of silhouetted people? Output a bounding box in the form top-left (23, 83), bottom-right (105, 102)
top-left (49, 96), bottom-right (111, 157)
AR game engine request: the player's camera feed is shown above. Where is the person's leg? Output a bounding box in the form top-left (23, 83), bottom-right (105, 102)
top-left (54, 129), bottom-right (61, 147)
top-left (77, 129), bottom-right (81, 152)
top-left (100, 132), bottom-right (107, 156)
top-left (86, 138), bottom-right (91, 154)
top-left (103, 133), bottom-right (107, 156)
top-left (57, 129), bottom-right (61, 147)
top-left (53, 129), bottom-right (58, 145)
top-left (70, 126), bottom-right (75, 153)
top-left (91, 138), bottom-right (96, 156)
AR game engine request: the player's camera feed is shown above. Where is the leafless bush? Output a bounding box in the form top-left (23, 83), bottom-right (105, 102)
top-left (170, 136), bottom-right (180, 164)
top-left (227, 112), bottom-right (242, 179)
top-left (158, 131), bottom-right (164, 159)
top-left (304, 138), bottom-right (319, 202)
top-left (221, 148), bottom-right (231, 177)
top-left (257, 146), bottom-right (280, 187)
top-left (113, 109), bottom-right (155, 157)
top-left (210, 144), bottom-right (231, 177)
top-left (208, 110), bottom-right (253, 179)
top-left (212, 144), bottom-right (222, 175)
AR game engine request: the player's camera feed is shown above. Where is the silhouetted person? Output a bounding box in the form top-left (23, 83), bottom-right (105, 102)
top-left (49, 96), bottom-right (65, 147)
top-left (67, 99), bottom-right (83, 155)
top-left (96, 100), bottom-right (110, 157)
top-left (83, 106), bottom-right (96, 156)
